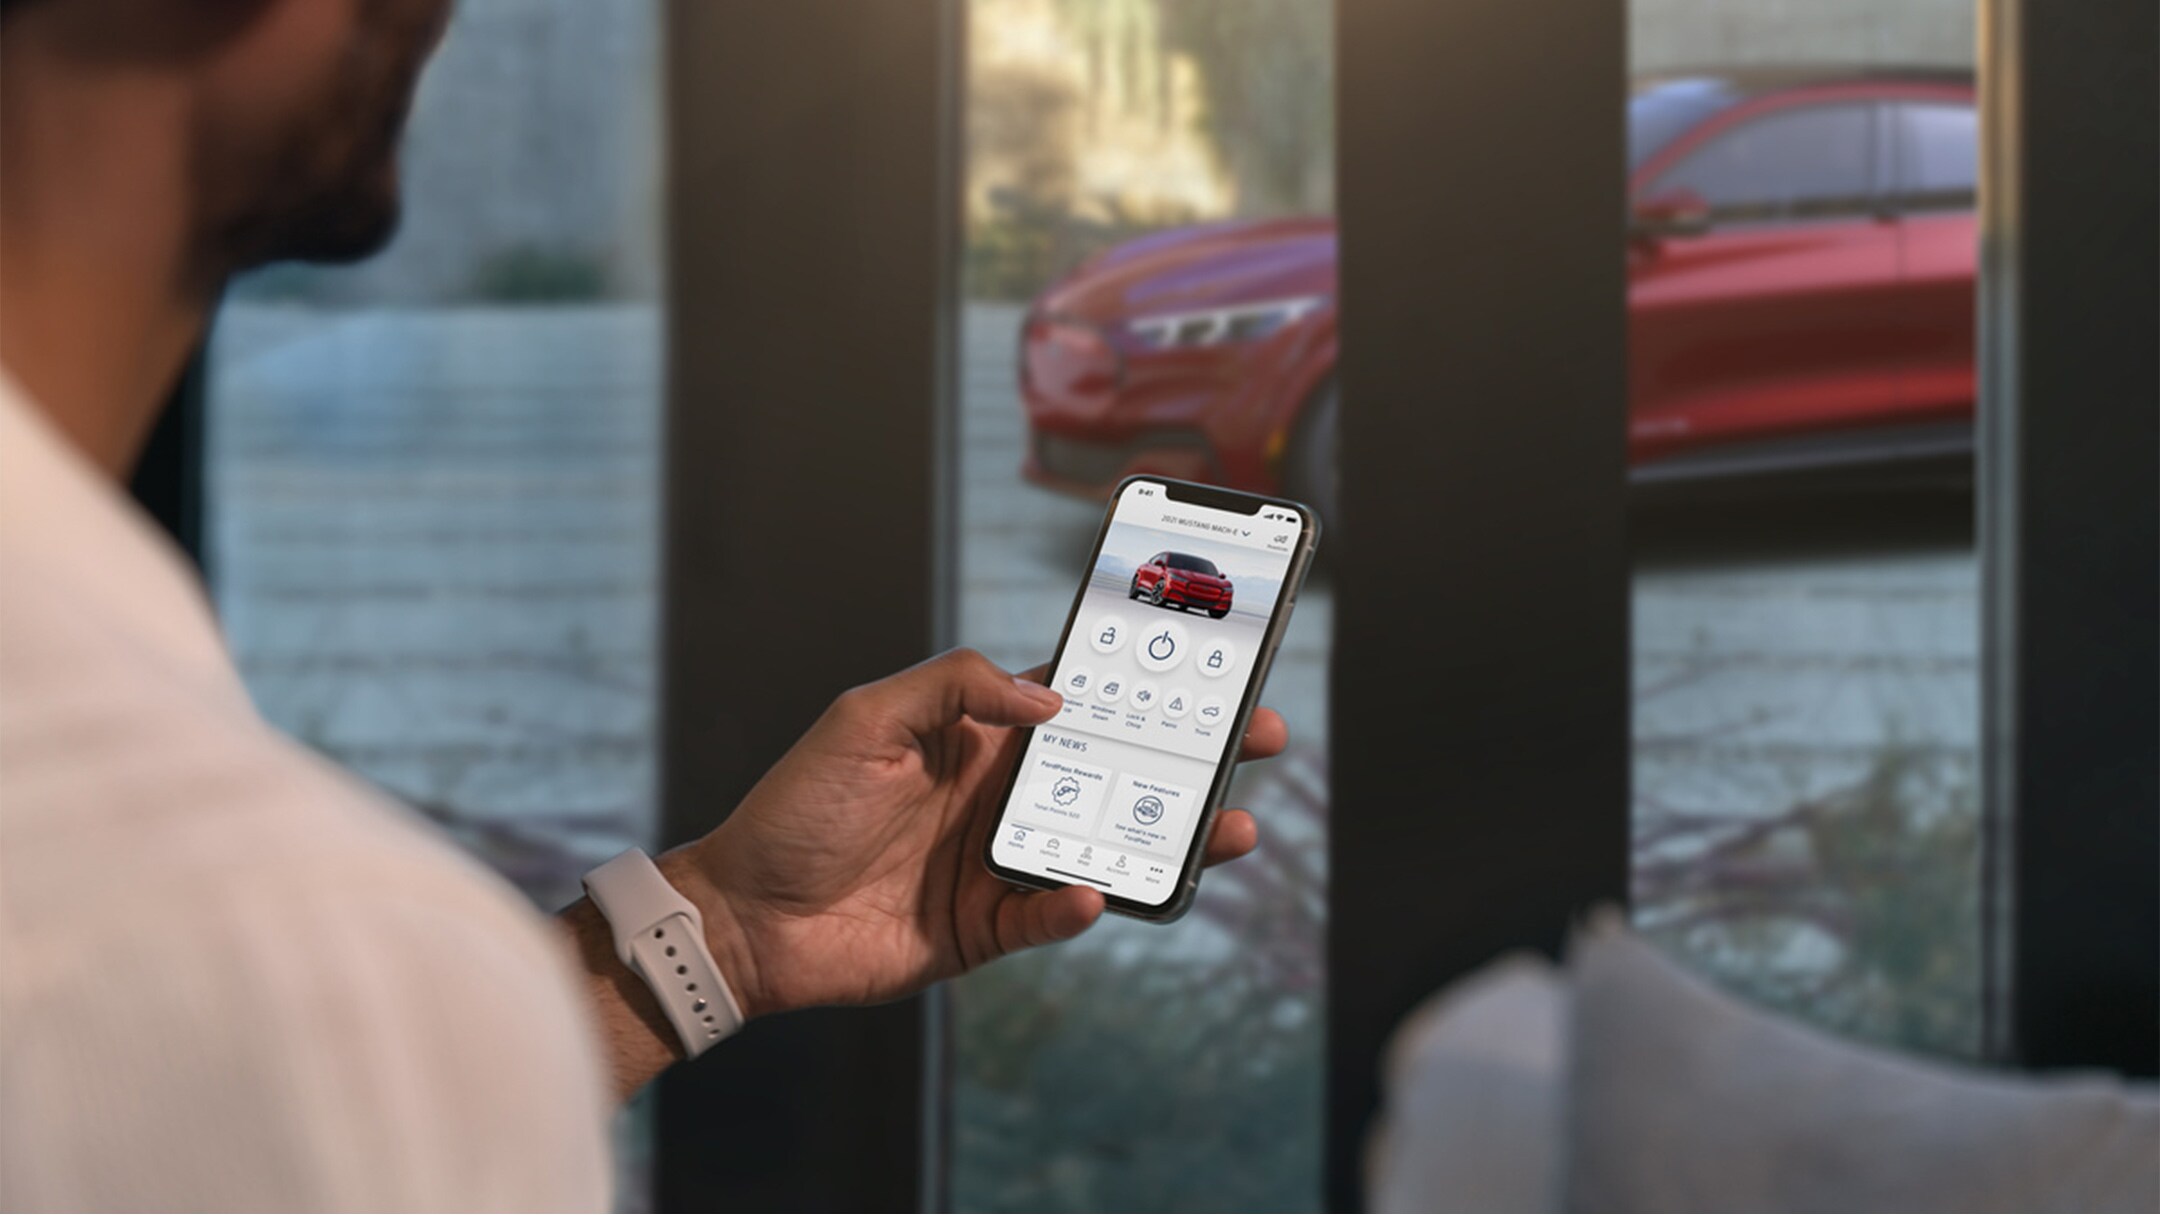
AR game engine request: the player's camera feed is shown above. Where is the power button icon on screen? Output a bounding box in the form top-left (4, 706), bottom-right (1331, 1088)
top-left (1136, 621), bottom-right (1188, 673)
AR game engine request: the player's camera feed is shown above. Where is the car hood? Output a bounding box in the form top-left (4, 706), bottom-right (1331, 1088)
top-left (1038, 216), bottom-right (1339, 324)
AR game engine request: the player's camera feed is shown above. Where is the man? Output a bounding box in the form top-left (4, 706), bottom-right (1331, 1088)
top-left (0, 1), bottom-right (1282, 1207)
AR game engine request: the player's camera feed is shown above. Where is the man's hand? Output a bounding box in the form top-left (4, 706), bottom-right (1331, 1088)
top-left (665, 648), bottom-right (1282, 1020)
top-left (565, 647), bottom-right (1283, 1096)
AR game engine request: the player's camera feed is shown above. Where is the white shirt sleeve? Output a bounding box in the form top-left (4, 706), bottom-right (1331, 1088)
top-left (3, 832), bottom-right (613, 1213)
top-left (1, 378), bottom-right (615, 1211)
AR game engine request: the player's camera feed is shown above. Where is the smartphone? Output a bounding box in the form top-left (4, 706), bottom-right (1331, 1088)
top-left (983, 475), bottom-right (1320, 923)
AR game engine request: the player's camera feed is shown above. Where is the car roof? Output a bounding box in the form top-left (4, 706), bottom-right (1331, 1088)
top-left (1635, 65), bottom-right (1976, 97)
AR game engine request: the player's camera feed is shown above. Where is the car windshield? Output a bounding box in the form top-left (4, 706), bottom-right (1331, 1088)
top-left (1164, 554), bottom-right (1221, 575)
top-left (1629, 76), bottom-right (1743, 171)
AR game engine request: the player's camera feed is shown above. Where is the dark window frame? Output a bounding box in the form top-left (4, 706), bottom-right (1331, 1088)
top-left (1329, 1), bottom-right (1631, 1208)
top-left (653, 2), bottom-right (962, 1210)
top-left (1978, 0), bottom-right (2159, 1077)
top-left (128, 346), bottom-right (208, 567)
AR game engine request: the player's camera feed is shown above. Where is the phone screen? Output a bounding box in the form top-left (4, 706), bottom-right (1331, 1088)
top-left (988, 479), bottom-right (1310, 910)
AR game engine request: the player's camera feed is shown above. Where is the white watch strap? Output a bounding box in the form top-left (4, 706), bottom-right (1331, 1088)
top-left (583, 849), bottom-right (744, 1057)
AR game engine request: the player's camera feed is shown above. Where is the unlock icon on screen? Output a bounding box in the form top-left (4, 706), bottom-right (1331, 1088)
top-left (1099, 624), bottom-right (1118, 646)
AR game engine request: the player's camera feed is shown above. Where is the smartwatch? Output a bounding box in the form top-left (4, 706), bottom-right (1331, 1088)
top-left (582, 849), bottom-right (744, 1057)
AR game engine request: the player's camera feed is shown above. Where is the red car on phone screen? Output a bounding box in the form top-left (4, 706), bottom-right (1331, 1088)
top-left (1130, 551), bottom-right (1233, 618)
top-left (1020, 68), bottom-right (1978, 520)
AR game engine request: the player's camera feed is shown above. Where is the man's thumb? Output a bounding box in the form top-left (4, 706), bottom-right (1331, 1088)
top-left (867, 648), bottom-right (1062, 737)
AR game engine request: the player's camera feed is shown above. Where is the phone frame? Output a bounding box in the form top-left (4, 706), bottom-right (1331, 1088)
top-left (980, 474), bottom-right (1321, 923)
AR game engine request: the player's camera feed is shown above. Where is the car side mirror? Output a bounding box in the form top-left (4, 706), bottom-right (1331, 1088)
top-left (1630, 188), bottom-right (1713, 242)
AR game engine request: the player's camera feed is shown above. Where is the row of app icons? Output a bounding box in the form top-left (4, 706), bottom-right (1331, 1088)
top-left (1002, 823), bottom-right (1173, 893)
top-left (1058, 665), bottom-right (1230, 728)
top-left (1086, 614), bottom-right (1237, 677)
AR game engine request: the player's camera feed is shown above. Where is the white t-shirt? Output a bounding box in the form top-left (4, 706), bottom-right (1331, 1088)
top-left (0, 374), bottom-right (612, 1211)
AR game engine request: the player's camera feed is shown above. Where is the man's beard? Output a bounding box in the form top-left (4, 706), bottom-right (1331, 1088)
top-left (203, 8), bottom-right (431, 271)
top-left (222, 135), bottom-right (407, 269)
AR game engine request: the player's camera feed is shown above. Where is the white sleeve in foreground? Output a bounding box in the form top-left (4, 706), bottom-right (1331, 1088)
top-left (3, 863), bottom-right (612, 1213)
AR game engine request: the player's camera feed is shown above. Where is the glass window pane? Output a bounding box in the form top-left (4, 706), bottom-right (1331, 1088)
top-left (1630, 76), bottom-right (1745, 170)
top-left (203, 0), bottom-right (663, 1204)
top-left (1653, 103), bottom-right (1873, 215)
top-left (1628, 2), bottom-right (1982, 1058)
top-left (948, 1), bottom-right (1333, 1209)
top-left (1902, 101), bottom-right (1981, 199)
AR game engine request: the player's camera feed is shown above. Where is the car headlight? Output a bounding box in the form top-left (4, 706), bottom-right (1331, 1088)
top-left (1128, 296), bottom-right (1325, 350)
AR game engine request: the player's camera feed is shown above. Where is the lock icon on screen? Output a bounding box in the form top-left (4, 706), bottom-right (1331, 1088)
top-left (1206, 648), bottom-right (1224, 670)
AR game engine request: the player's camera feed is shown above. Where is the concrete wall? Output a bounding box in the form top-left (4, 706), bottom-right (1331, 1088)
top-left (1633, 0), bottom-right (1976, 72)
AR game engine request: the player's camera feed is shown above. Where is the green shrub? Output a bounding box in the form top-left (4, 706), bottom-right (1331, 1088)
top-left (466, 243), bottom-right (612, 304)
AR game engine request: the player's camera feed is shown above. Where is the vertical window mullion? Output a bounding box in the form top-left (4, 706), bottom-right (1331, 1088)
top-left (1328, 2), bottom-right (1630, 1208)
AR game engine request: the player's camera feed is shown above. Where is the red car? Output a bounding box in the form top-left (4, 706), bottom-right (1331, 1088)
top-left (1130, 551), bottom-right (1233, 618)
top-left (1020, 69), bottom-right (1978, 519)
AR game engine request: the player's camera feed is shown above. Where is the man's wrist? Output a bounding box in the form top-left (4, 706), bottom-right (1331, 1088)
top-left (559, 848), bottom-right (769, 1100)
top-left (560, 895), bottom-right (679, 1098)
top-left (654, 847), bottom-right (769, 1022)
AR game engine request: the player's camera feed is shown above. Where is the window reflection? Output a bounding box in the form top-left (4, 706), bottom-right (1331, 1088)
top-left (949, 1), bottom-right (1333, 1209)
top-left (1627, 1), bottom-right (1982, 1058)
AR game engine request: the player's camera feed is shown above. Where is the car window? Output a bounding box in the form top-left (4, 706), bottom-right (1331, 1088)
top-left (1165, 554), bottom-right (1220, 575)
top-left (1629, 77), bottom-right (1744, 171)
top-left (1897, 101), bottom-right (1978, 209)
top-left (1650, 102), bottom-right (1875, 223)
